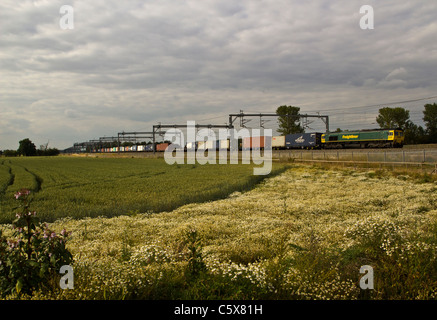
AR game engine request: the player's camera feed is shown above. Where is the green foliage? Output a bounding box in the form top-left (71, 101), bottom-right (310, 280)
top-left (183, 228), bottom-right (207, 279)
top-left (36, 148), bottom-right (60, 156)
top-left (17, 138), bottom-right (37, 157)
top-left (0, 190), bottom-right (73, 297)
top-left (375, 104), bottom-right (437, 144)
top-left (404, 121), bottom-right (426, 145)
top-left (342, 217), bottom-right (437, 299)
top-left (423, 103), bottom-right (437, 142)
top-left (2, 150), bottom-right (18, 157)
top-left (376, 107), bottom-right (410, 130)
top-left (276, 105), bottom-right (304, 135)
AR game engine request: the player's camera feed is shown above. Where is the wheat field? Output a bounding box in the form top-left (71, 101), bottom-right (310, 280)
top-left (5, 164), bottom-right (434, 300)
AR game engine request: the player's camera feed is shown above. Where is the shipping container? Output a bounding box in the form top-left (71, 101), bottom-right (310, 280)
top-left (186, 141), bottom-right (197, 151)
top-left (285, 133), bottom-right (322, 149)
top-left (197, 141), bottom-right (206, 150)
top-left (145, 144), bottom-right (153, 152)
top-left (173, 144), bottom-right (184, 151)
top-left (242, 136), bottom-right (265, 150)
top-left (156, 143), bottom-right (170, 152)
top-left (220, 139), bottom-right (230, 150)
top-left (137, 145), bottom-right (145, 152)
top-left (206, 140), bottom-right (214, 150)
top-left (272, 136), bottom-right (285, 149)
top-left (204, 140), bottom-right (220, 150)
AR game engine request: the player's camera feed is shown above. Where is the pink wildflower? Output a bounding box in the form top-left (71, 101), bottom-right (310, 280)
top-left (14, 189), bottom-right (31, 200)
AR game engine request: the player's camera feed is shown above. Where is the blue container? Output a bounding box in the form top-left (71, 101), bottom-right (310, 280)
top-left (285, 133), bottom-right (322, 149)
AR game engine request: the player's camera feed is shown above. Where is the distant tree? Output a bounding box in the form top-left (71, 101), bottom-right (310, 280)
top-left (404, 121), bottom-right (426, 145)
top-left (39, 141), bottom-right (49, 152)
top-left (17, 138), bottom-right (37, 156)
top-left (47, 148), bottom-right (60, 156)
top-left (36, 148), bottom-right (60, 156)
top-left (335, 128), bottom-right (342, 132)
top-left (423, 103), bottom-right (437, 143)
top-left (3, 149), bottom-right (18, 157)
top-left (276, 105), bottom-right (304, 135)
top-left (376, 107), bottom-right (410, 130)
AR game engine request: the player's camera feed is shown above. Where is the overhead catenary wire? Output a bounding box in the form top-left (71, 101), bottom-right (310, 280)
top-left (74, 95), bottom-right (436, 148)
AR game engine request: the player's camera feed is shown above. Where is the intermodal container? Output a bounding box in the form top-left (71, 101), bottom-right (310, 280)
top-left (243, 136), bottom-right (265, 150)
top-left (156, 143), bottom-right (169, 152)
top-left (220, 139), bottom-right (230, 150)
top-left (285, 133), bottom-right (322, 149)
top-left (272, 136), bottom-right (285, 149)
top-left (204, 140), bottom-right (220, 150)
top-left (186, 141), bottom-right (197, 150)
top-left (205, 140), bottom-right (214, 150)
top-left (197, 141), bottom-right (206, 150)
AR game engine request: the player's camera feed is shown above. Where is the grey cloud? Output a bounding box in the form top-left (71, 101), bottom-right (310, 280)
top-left (1, 0), bottom-right (436, 149)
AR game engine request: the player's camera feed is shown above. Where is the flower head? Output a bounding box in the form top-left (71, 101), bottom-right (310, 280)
top-left (14, 189), bottom-right (31, 200)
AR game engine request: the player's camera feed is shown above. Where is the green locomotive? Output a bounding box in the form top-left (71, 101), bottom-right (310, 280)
top-left (321, 129), bottom-right (404, 148)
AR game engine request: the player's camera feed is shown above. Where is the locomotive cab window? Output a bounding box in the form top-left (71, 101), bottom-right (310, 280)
top-left (389, 132), bottom-right (394, 136)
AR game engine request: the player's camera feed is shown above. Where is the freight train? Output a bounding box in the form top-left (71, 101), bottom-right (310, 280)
top-left (241, 128), bottom-right (404, 150)
top-left (90, 128), bottom-right (404, 153)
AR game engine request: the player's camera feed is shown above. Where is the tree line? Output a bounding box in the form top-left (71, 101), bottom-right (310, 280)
top-left (276, 103), bottom-right (437, 144)
top-left (0, 138), bottom-right (60, 157)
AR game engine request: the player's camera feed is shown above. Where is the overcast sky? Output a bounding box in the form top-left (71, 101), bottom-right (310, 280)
top-left (1, 0), bottom-right (437, 150)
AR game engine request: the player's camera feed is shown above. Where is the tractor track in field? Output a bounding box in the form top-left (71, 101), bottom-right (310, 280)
top-left (0, 162), bottom-right (43, 195)
top-left (0, 163), bottom-right (14, 202)
top-left (23, 167), bottom-right (43, 193)
top-left (0, 163), bottom-right (13, 190)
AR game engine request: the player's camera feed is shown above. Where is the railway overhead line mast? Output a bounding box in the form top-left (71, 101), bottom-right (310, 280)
top-left (152, 123), bottom-right (232, 154)
top-left (228, 111), bottom-right (330, 132)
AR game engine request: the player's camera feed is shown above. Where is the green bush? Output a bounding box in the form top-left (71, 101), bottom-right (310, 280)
top-left (0, 189), bottom-right (73, 297)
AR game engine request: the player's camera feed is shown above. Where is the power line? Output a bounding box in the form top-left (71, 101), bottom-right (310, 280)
top-left (245, 95), bottom-right (437, 114)
top-left (318, 95), bottom-right (437, 112)
top-left (195, 115), bottom-right (227, 122)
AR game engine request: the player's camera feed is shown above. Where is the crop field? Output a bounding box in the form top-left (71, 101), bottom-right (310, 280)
top-left (0, 157), bottom-right (286, 224)
top-left (1, 157), bottom-right (437, 300)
